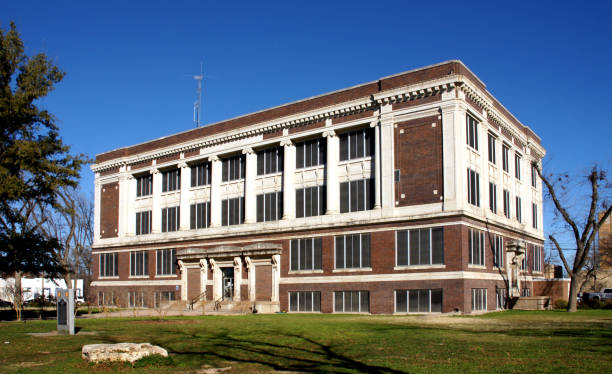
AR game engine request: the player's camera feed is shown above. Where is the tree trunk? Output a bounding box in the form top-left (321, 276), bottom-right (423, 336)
top-left (14, 271), bottom-right (22, 321)
top-left (568, 273), bottom-right (580, 312)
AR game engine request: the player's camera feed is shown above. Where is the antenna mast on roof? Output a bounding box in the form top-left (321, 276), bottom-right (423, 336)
top-left (193, 62), bottom-right (203, 127)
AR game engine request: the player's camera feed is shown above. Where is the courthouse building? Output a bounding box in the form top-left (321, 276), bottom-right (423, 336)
top-left (90, 60), bottom-right (546, 314)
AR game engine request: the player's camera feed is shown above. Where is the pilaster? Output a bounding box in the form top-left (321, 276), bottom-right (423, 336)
top-left (371, 121), bottom-right (382, 209)
top-left (440, 101), bottom-right (465, 211)
top-left (199, 259), bottom-right (208, 298)
top-left (233, 257), bottom-right (242, 301)
top-left (243, 148), bottom-right (256, 224)
top-left (126, 174), bottom-right (136, 236)
top-left (271, 254), bottom-right (280, 303)
top-left (178, 260), bottom-right (187, 301)
top-left (281, 140), bottom-right (295, 220)
top-left (379, 104), bottom-right (394, 209)
top-left (93, 174), bottom-right (101, 242)
top-left (210, 259), bottom-right (222, 301)
top-left (245, 256), bottom-right (256, 301)
top-left (209, 156), bottom-right (221, 227)
top-left (179, 162), bottom-right (190, 230)
top-left (117, 169), bottom-right (129, 237)
top-left (323, 130), bottom-right (339, 214)
top-left (151, 168), bottom-right (161, 233)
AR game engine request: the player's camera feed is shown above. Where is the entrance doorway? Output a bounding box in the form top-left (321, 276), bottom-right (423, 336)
top-left (221, 267), bottom-right (234, 301)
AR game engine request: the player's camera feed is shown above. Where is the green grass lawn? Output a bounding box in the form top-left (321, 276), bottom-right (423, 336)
top-left (0, 310), bottom-right (610, 373)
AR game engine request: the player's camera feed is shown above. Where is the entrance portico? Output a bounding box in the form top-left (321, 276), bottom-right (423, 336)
top-left (177, 243), bottom-right (282, 312)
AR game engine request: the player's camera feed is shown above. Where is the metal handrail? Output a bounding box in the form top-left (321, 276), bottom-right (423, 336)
top-left (214, 298), bottom-right (223, 311)
top-left (188, 291), bottom-right (207, 310)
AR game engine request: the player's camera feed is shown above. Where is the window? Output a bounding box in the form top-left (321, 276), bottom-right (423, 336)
top-left (493, 235), bottom-right (504, 268)
top-left (256, 191), bottom-right (283, 222)
top-left (100, 252), bottom-right (118, 277)
top-left (489, 182), bottom-right (497, 213)
top-left (469, 229), bottom-right (485, 266)
top-left (531, 164), bottom-right (538, 188)
top-left (290, 238), bottom-right (323, 271)
top-left (532, 203), bottom-right (538, 229)
top-left (334, 291), bottom-right (369, 313)
top-left (128, 291), bottom-right (146, 308)
top-left (502, 144), bottom-right (510, 173)
top-left (296, 138), bottom-right (326, 169)
top-left (515, 154), bottom-right (521, 180)
top-left (161, 206), bottom-right (180, 232)
top-left (533, 245), bottom-right (542, 272)
top-left (136, 174), bottom-right (152, 197)
top-left (395, 289), bottom-right (442, 313)
top-left (130, 251), bottom-right (149, 276)
top-left (153, 291), bottom-right (176, 308)
top-left (221, 197), bottom-right (244, 226)
top-left (156, 249), bottom-right (177, 276)
top-left (340, 178), bottom-right (374, 213)
top-left (162, 168), bottom-right (180, 192)
top-left (257, 147), bottom-right (283, 175)
top-left (503, 190), bottom-right (511, 218)
top-left (396, 228), bottom-right (444, 266)
top-left (335, 233), bottom-right (371, 269)
top-left (466, 115), bottom-right (478, 150)
top-left (496, 288), bottom-right (507, 310)
top-left (135, 210), bottom-right (152, 235)
top-left (191, 162), bottom-right (211, 187)
top-left (467, 168), bottom-right (480, 207)
top-left (289, 291), bottom-right (321, 312)
top-left (487, 133), bottom-right (496, 164)
top-left (521, 247), bottom-right (528, 270)
top-left (516, 197), bottom-right (522, 223)
top-left (190, 202), bottom-right (211, 229)
top-left (522, 288), bottom-right (531, 297)
top-left (221, 154), bottom-right (245, 182)
top-left (472, 288), bottom-right (487, 311)
top-left (339, 127), bottom-right (374, 161)
top-left (296, 186), bottom-right (326, 218)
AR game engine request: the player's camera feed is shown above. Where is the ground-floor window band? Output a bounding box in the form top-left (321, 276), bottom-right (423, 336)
top-left (289, 291), bottom-right (321, 312)
top-left (334, 291), bottom-right (369, 313)
top-left (153, 291), bottom-right (176, 308)
top-left (395, 289), bottom-right (442, 313)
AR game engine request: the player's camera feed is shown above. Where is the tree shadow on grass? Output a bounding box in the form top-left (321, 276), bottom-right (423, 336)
top-left (166, 328), bottom-right (408, 373)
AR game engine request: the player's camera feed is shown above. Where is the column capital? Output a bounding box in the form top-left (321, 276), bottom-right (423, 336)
top-left (178, 161), bottom-right (188, 169)
top-left (151, 168), bottom-right (160, 175)
top-left (280, 139), bottom-right (294, 147)
top-left (209, 155), bottom-right (220, 162)
top-left (233, 256), bottom-right (242, 266)
top-left (244, 256), bottom-right (253, 267)
top-left (369, 120), bottom-right (380, 128)
top-left (199, 259), bottom-right (207, 268)
top-left (209, 258), bottom-right (217, 269)
top-left (177, 260), bottom-right (185, 272)
top-left (242, 147), bottom-right (255, 155)
top-left (322, 130), bottom-right (336, 138)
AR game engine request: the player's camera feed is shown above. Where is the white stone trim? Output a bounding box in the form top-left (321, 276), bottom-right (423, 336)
top-left (280, 271), bottom-right (533, 284)
top-left (92, 279), bottom-right (181, 287)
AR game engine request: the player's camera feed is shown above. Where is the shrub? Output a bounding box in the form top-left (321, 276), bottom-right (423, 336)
top-left (554, 299), bottom-right (568, 310)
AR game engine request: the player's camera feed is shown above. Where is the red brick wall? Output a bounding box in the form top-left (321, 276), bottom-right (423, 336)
top-left (100, 182), bottom-right (119, 238)
top-left (394, 115), bottom-right (443, 206)
top-left (332, 110), bottom-right (373, 125)
top-left (533, 280), bottom-right (569, 303)
top-left (187, 268), bottom-right (200, 300)
top-left (256, 265), bottom-right (272, 301)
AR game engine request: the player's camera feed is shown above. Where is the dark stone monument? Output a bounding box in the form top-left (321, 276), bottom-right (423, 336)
top-left (56, 288), bottom-right (75, 334)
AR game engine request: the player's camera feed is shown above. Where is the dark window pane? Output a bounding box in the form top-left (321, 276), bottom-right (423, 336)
top-left (314, 238), bottom-right (322, 270)
top-left (340, 134), bottom-right (349, 161)
top-left (397, 231), bottom-right (408, 266)
top-left (396, 290), bottom-right (407, 313)
top-left (345, 235), bottom-right (353, 268)
top-left (318, 139), bottom-right (326, 166)
top-left (431, 289), bottom-right (442, 313)
top-left (409, 230), bottom-right (419, 265)
top-left (296, 189), bottom-right (304, 218)
top-left (361, 234), bottom-right (371, 268)
top-left (432, 228), bottom-right (444, 264)
top-left (408, 290), bottom-right (418, 313)
top-left (296, 143), bottom-right (304, 168)
top-left (319, 185), bottom-right (326, 215)
top-left (340, 182), bottom-right (349, 213)
top-left (290, 292), bottom-right (298, 312)
top-left (290, 240), bottom-right (298, 271)
top-left (334, 291), bottom-right (343, 312)
top-left (313, 292), bottom-right (321, 312)
top-left (335, 236), bottom-right (344, 268)
top-left (419, 229), bottom-right (430, 265)
top-left (256, 195), bottom-right (264, 222)
top-left (257, 152), bottom-right (264, 175)
top-left (360, 291), bottom-right (369, 312)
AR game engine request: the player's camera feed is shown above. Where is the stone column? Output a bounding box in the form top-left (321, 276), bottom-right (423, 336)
top-left (242, 148), bottom-right (256, 224)
top-left (199, 259), bottom-right (208, 299)
top-left (209, 156), bottom-right (221, 227)
top-left (93, 174), bottom-right (101, 241)
top-left (233, 257), bottom-right (242, 301)
top-left (371, 121), bottom-right (382, 209)
top-left (379, 104), bottom-right (395, 209)
top-left (323, 130), bottom-right (339, 214)
top-left (440, 102), bottom-right (465, 212)
top-left (151, 168), bottom-right (161, 233)
top-left (209, 259), bottom-right (222, 301)
top-left (271, 254), bottom-right (280, 303)
top-left (117, 169), bottom-right (129, 237)
top-left (178, 260), bottom-right (187, 301)
top-left (126, 174), bottom-right (136, 236)
top-left (245, 256), bottom-right (256, 301)
top-left (179, 162), bottom-right (190, 230)
top-left (281, 140), bottom-right (295, 220)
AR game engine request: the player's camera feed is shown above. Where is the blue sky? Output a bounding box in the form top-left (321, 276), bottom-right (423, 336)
top-left (3, 1), bottom-right (611, 251)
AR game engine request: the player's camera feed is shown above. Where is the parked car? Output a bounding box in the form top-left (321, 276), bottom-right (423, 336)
top-left (0, 300), bottom-right (13, 308)
top-left (582, 288), bottom-right (612, 303)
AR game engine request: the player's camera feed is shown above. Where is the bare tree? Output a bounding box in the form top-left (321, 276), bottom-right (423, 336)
top-left (32, 186), bottom-right (93, 292)
top-left (534, 163), bottom-right (612, 312)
